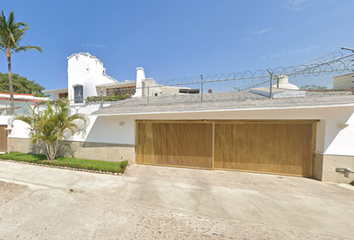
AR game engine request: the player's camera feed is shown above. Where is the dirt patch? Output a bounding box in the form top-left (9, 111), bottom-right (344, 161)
top-left (0, 181), bottom-right (29, 204)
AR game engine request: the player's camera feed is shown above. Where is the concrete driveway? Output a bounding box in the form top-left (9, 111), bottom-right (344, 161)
top-left (0, 161), bottom-right (353, 239)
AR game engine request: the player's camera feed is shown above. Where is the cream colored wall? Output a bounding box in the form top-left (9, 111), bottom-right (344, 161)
top-left (7, 138), bottom-right (135, 164)
top-left (160, 86), bottom-right (181, 95)
top-left (333, 74), bottom-right (354, 90)
top-left (315, 153), bottom-right (354, 183)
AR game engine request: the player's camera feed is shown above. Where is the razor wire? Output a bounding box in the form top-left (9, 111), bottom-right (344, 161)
top-left (2, 48), bottom-right (354, 115)
top-left (156, 48), bottom-right (354, 90)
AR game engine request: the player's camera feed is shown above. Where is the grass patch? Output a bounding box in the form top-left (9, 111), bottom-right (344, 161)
top-left (0, 152), bottom-right (128, 173)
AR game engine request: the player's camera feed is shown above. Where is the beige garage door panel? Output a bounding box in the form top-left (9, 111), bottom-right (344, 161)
top-left (214, 123), bottom-right (314, 177)
top-left (136, 122), bottom-right (212, 169)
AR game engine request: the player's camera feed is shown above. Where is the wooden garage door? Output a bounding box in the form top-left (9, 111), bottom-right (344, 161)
top-left (136, 120), bottom-right (316, 177)
top-left (214, 122), bottom-right (315, 177)
top-left (0, 125), bottom-right (7, 152)
top-left (136, 121), bottom-right (212, 169)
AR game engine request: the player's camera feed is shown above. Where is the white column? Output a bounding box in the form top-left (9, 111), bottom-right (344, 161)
top-left (133, 67), bottom-right (146, 97)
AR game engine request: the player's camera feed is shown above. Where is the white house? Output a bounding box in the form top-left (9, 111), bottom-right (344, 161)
top-left (4, 52), bottom-right (354, 184)
top-left (43, 52), bottom-right (188, 106)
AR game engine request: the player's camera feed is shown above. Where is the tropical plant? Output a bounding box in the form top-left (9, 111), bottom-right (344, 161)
top-left (0, 11), bottom-right (43, 114)
top-left (10, 100), bottom-right (89, 160)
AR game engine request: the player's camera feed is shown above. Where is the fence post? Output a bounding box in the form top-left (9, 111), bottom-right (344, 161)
top-left (100, 87), bottom-right (105, 108)
top-left (267, 70), bottom-right (273, 99)
top-left (147, 86), bottom-right (150, 105)
top-left (276, 75), bottom-right (279, 88)
top-left (201, 75), bottom-right (204, 103)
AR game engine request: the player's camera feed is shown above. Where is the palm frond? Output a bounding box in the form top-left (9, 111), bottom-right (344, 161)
top-left (0, 11), bottom-right (42, 54)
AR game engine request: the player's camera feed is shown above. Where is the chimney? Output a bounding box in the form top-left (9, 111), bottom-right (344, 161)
top-left (133, 67), bottom-right (146, 97)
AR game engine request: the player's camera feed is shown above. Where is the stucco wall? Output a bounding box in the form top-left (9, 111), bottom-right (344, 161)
top-left (314, 153), bottom-right (354, 183)
top-left (7, 137), bottom-right (134, 164)
top-left (67, 53), bottom-right (117, 101)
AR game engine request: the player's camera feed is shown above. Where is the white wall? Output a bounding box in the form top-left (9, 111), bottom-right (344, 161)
top-left (85, 105), bottom-right (354, 155)
top-left (9, 120), bottom-right (31, 138)
top-left (0, 116), bottom-right (10, 125)
top-left (67, 53), bottom-right (117, 102)
top-left (7, 104), bottom-right (354, 157)
top-left (83, 115), bottom-right (135, 144)
top-left (69, 102), bottom-right (113, 115)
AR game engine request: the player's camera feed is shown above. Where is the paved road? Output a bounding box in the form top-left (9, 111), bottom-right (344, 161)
top-left (0, 161), bottom-right (354, 239)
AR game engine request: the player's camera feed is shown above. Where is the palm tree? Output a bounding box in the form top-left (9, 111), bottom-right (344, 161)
top-left (0, 11), bottom-right (43, 114)
top-left (10, 100), bottom-right (89, 160)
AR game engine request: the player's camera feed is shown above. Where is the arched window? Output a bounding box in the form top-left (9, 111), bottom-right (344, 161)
top-left (74, 85), bottom-right (83, 103)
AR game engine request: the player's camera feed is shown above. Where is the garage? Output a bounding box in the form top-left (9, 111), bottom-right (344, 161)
top-left (135, 120), bottom-right (317, 177)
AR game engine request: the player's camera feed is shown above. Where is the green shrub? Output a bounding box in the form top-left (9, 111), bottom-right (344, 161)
top-left (119, 94), bottom-right (128, 100)
top-left (85, 94), bottom-right (131, 103)
top-left (350, 181), bottom-right (354, 186)
top-left (85, 96), bottom-right (101, 103)
top-left (0, 152), bottom-right (128, 173)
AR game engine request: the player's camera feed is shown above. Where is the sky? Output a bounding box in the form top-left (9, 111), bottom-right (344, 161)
top-left (0, 0), bottom-right (353, 91)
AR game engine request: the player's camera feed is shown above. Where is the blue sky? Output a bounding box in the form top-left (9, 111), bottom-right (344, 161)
top-left (0, 0), bottom-right (353, 91)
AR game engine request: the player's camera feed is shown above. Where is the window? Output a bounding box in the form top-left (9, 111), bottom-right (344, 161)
top-left (59, 93), bottom-right (68, 98)
top-left (129, 88), bottom-right (136, 95)
top-left (107, 89), bottom-right (114, 96)
top-left (74, 85), bottom-right (83, 103)
top-left (114, 89), bottom-right (121, 95)
top-left (106, 87), bottom-right (135, 96)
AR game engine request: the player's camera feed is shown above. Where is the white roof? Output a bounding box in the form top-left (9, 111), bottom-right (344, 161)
top-left (42, 88), bottom-right (68, 94)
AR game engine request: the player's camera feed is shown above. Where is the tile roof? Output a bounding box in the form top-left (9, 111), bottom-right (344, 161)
top-left (92, 91), bottom-right (354, 115)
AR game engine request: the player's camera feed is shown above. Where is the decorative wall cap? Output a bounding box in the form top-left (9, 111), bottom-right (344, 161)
top-left (67, 52), bottom-right (104, 66)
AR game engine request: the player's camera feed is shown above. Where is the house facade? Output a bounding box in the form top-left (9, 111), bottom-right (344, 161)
top-left (7, 90), bottom-right (354, 183)
top-left (4, 51), bottom-right (354, 184)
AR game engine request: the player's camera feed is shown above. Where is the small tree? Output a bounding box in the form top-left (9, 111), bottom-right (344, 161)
top-left (10, 100), bottom-right (89, 160)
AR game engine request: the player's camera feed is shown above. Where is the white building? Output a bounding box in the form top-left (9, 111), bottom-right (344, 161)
top-left (43, 52), bottom-right (188, 105)
top-left (3, 53), bottom-right (354, 184)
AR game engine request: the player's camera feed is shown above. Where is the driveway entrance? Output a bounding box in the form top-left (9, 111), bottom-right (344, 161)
top-left (136, 120), bottom-right (316, 177)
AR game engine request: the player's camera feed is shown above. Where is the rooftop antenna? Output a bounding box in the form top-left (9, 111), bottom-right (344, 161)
top-left (341, 46), bottom-right (354, 52)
